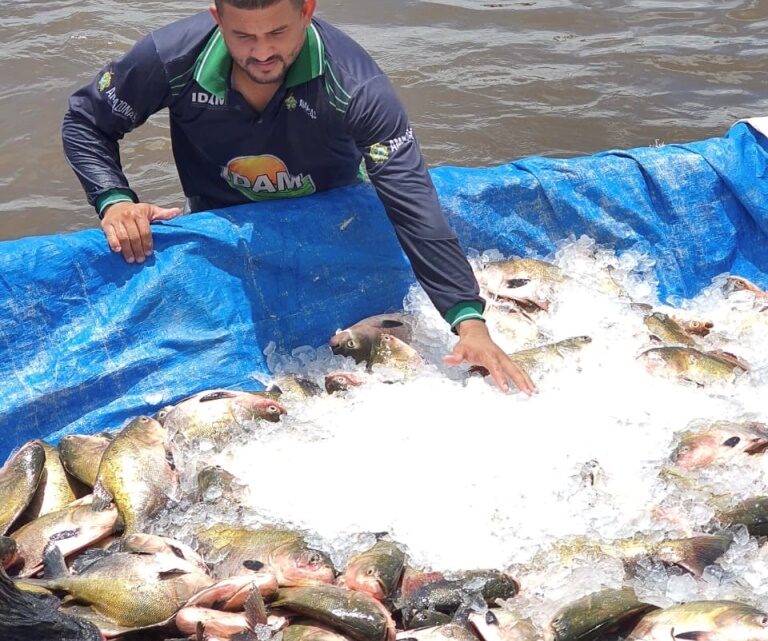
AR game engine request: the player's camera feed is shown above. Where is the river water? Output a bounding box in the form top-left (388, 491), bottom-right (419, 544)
top-left (0, 0), bottom-right (766, 240)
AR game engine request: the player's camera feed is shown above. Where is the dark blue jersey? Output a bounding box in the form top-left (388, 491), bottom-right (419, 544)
top-left (62, 12), bottom-right (484, 324)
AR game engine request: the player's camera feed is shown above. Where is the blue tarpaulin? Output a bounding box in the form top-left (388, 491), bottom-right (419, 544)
top-left (1, 121), bottom-right (766, 460)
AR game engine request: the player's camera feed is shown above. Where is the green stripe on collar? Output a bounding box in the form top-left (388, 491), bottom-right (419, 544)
top-left (193, 29), bottom-right (230, 99)
top-left (193, 23), bottom-right (325, 100)
top-left (285, 23), bottom-right (324, 88)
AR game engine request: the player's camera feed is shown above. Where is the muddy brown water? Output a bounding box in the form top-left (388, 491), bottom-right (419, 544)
top-left (0, 0), bottom-right (766, 241)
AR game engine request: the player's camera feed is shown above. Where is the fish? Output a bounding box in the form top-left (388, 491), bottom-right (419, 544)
top-left (637, 346), bottom-right (748, 386)
top-left (58, 434), bottom-right (113, 488)
top-left (196, 465), bottom-right (247, 503)
top-left (0, 565), bottom-right (102, 641)
top-left (325, 372), bottom-right (365, 394)
top-left (396, 623), bottom-right (480, 641)
top-left (370, 334), bottom-right (423, 372)
top-left (121, 533), bottom-right (209, 573)
top-left (469, 609), bottom-right (539, 641)
top-left (548, 587), bottom-right (657, 641)
top-left (716, 496), bottom-right (768, 536)
top-left (329, 314), bottom-right (415, 363)
top-left (670, 421), bottom-right (768, 469)
top-left (507, 336), bottom-right (592, 373)
top-left (470, 336), bottom-right (592, 379)
top-left (33, 546), bottom-right (213, 631)
top-left (475, 257), bottom-right (564, 312)
top-left (400, 571), bottom-right (519, 629)
top-left (267, 375), bottom-right (324, 400)
top-left (16, 441), bottom-right (86, 527)
top-left (643, 312), bottom-right (697, 346)
top-left (0, 536), bottom-right (18, 570)
top-left (272, 585), bottom-right (397, 641)
top-left (723, 275), bottom-right (768, 302)
top-left (626, 600), bottom-right (768, 640)
top-left (283, 621), bottom-right (356, 641)
top-left (11, 502), bottom-right (120, 578)
top-left (195, 525), bottom-right (335, 585)
top-left (185, 573), bottom-right (279, 611)
top-left (549, 533), bottom-right (731, 577)
top-left (164, 390), bottom-right (287, 442)
top-left (177, 599), bottom-right (287, 639)
top-left (671, 316), bottom-right (713, 337)
top-left (177, 606), bottom-right (254, 638)
top-left (0, 441), bottom-right (46, 535)
top-left (342, 540), bottom-right (407, 602)
top-left (91, 415), bottom-right (179, 536)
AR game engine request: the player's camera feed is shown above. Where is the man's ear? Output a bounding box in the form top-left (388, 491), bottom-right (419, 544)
top-left (210, 4), bottom-right (222, 27)
top-left (302, 0), bottom-right (317, 25)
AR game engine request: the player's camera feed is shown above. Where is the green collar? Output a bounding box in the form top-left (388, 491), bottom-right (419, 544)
top-left (193, 22), bottom-right (325, 99)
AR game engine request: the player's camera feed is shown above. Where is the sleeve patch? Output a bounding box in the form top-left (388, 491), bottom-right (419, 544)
top-left (367, 127), bottom-right (415, 163)
top-left (97, 71), bottom-right (113, 92)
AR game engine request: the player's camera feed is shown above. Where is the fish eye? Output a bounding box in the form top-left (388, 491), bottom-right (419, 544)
top-left (366, 567), bottom-right (376, 576)
top-left (346, 339), bottom-right (357, 349)
top-left (267, 405), bottom-right (280, 414)
top-left (757, 615), bottom-right (768, 627)
top-left (722, 436), bottom-right (741, 447)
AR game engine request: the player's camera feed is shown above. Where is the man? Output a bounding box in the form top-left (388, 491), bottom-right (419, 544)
top-left (62, 0), bottom-right (535, 395)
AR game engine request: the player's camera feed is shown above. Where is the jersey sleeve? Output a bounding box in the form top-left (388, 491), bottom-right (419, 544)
top-left (344, 73), bottom-right (484, 323)
top-left (62, 33), bottom-right (171, 215)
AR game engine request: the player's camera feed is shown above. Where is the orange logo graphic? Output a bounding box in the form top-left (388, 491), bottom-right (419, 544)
top-left (222, 155), bottom-right (315, 201)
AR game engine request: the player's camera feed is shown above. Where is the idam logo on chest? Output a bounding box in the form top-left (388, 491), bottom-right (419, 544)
top-left (222, 155), bottom-right (316, 201)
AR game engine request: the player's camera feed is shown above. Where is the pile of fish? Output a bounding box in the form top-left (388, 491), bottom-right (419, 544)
top-left (2, 239), bottom-right (768, 641)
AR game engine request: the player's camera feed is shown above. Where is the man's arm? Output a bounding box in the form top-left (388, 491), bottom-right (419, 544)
top-left (344, 75), bottom-right (535, 395)
top-left (62, 33), bottom-right (181, 262)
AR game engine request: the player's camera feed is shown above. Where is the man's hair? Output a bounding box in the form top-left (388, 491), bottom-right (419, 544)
top-left (215, 0), bottom-right (304, 11)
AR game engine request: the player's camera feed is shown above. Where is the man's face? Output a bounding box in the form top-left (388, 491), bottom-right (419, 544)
top-left (211, 0), bottom-right (316, 85)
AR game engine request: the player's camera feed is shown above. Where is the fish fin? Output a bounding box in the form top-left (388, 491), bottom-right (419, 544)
top-left (244, 585), bottom-right (268, 628)
top-left (196, 621), bottom-right (209, 641)
top-left (42, 543), bottom-right (69, 578)
top-left (165, 448), bottom-right (177, 472)
top-left (373, 531), bottom-right (390, 540)
top-left (91, 480), bottom-right (113, 511)
top-left (485, 610), bottom-right (499, 625)
top-left (199, 390), bottom-right (238, 403)
top-left (468, 365), bottom-right (490, 378)
top-left (676, 534), bottom-right (732, 576)
top-left (673, 631), bottom-right (718, 640)
top-left (49, 528), bottom-right (80, 544)
top-left (243, 559), bottom-right (265, 571)
top-left (705, 349), bottom-right (750, 371)
top-left (157, 569), bottom-right (188, 580)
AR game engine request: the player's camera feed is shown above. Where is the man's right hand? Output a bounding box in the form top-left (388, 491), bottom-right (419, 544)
top-left (101, 201), bottom-right (183, 263)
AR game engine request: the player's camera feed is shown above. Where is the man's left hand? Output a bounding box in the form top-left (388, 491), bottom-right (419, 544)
top-left (443, 319), bottom-right (537, 395)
